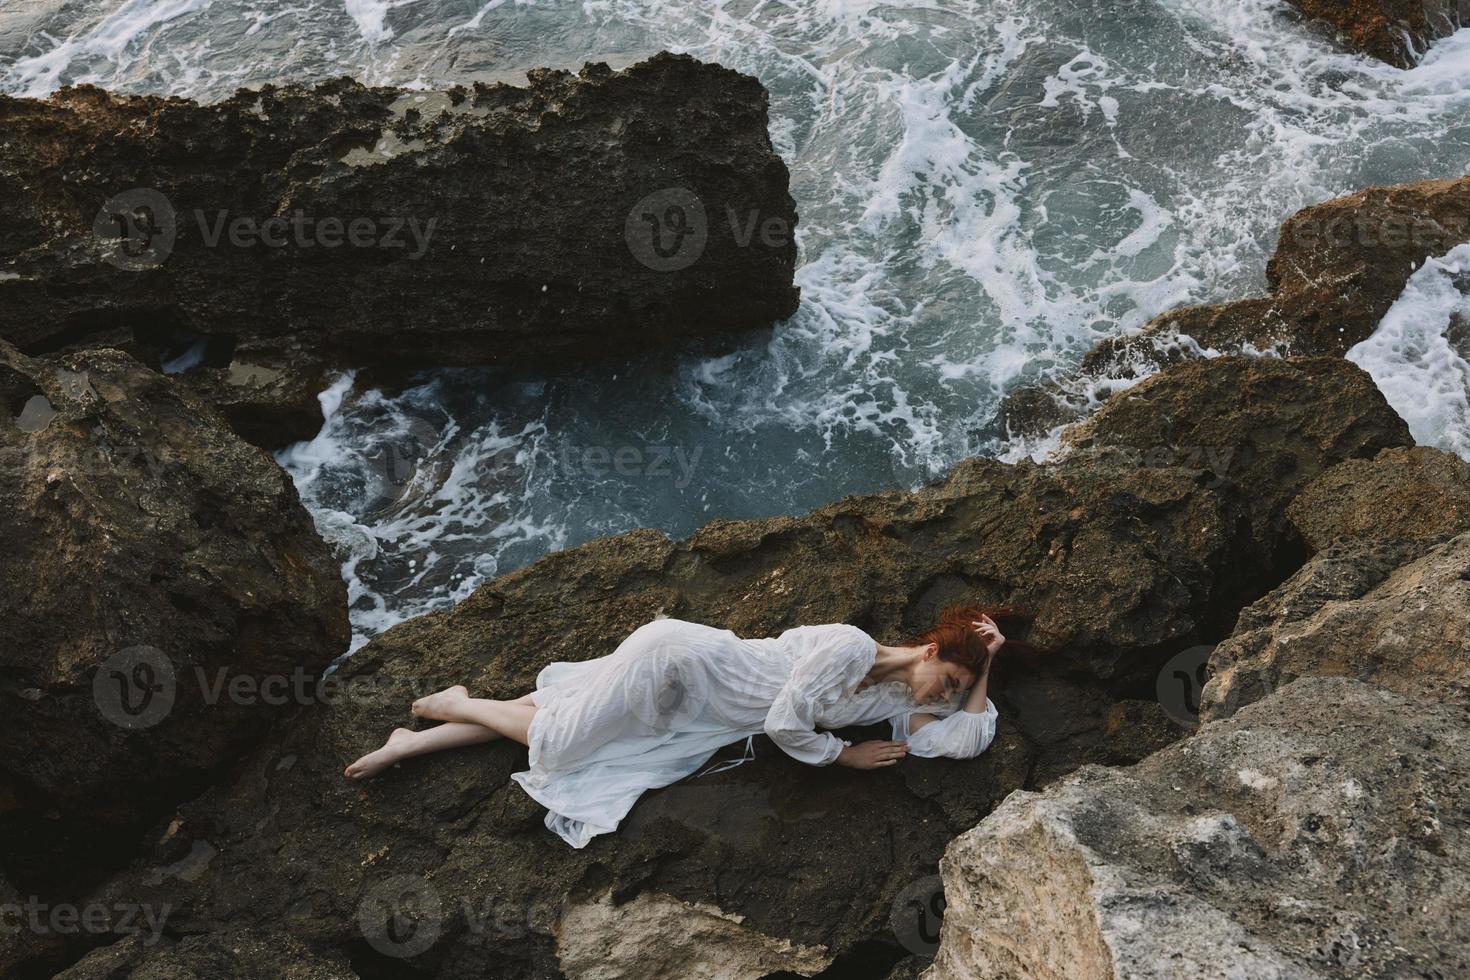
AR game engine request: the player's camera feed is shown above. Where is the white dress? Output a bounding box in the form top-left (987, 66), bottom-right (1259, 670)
top-left (509, 617), bottom-right (999, 848)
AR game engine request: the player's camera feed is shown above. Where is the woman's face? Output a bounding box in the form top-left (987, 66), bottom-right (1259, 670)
top-left (908, 645), bottom-right (976, 705)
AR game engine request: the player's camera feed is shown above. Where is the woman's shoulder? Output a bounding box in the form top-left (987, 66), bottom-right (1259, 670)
top-left (781, 622), bottom-right (877, 657)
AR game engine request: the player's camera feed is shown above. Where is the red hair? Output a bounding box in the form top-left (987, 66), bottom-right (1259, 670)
top-left (904, 605), bottom-right (1040, 676)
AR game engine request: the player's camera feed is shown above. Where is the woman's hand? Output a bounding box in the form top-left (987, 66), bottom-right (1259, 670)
top-left (836, 740), bottom-right (909, 769)
top-left (972, 615), bottom-right (1005, 658)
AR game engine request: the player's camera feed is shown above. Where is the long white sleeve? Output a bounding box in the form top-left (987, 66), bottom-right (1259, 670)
top-left (889, 697), bottom-right (997, 759)
top-left (764, 626), bottom-right (873, 766)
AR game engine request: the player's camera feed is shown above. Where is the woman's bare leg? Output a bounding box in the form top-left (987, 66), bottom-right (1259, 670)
top-left (344, 689), bottom-right (538, 779)
top-left (412, 686), bottom-right (537, 745)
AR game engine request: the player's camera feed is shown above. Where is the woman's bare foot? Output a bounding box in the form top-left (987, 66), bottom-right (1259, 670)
top-left (411, 684), bottom-right (469, 721)
top-left (344, 728), bottom-right (417, 780)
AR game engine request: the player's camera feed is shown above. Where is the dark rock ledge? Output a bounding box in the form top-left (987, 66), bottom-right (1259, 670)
top-left (0, 53), bottom-right (800, 445)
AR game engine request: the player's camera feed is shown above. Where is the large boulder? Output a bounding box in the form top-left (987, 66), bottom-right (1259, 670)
top-left (0, 340), bottom-right (348, 892)
top-left (0, 53), bottom-right (800, 444)
top-left (999, 176), bottom-right (1470, 439)
top-left (1286, 0), bottom-right (1470, 67)
top-left (46, 451), bottom-right (1265, 978)
top-left (1059, 356), bottom-right (1412, 575)
top-left (1287, 446), bottom-right (1470, 552)
top-left (1202, 532), bottom-right (1470, 721)
top-left (929, 677), bottom-right (1470, 979)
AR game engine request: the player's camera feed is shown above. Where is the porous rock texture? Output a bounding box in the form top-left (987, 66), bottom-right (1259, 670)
top-left (929, 677), bottom-right (1470, 980)
top-left (1286, 445), bottom-right (1470, 551)
top-left (1202, 531), bottom-right (1470, 721)
top-left (0, 52), bottom-right (800, 444)
top-left (1287, 0), bottom-right (1470, 67)
top-left (57, 451), bottom-right (1238, 978)
top-left (1060, 356), bottom-right (1412, 575)
top-left (54, 930), bottom-right (358, 980)
top-left (0, 339), bottom-right (348, 895)
top-left (2, 346), bottom-right (1417, 977)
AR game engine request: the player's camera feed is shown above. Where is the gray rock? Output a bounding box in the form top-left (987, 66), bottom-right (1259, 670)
top-left (929, 677), bottom-right (1470, 980)
top-left (1203, 532), bottom-right (1470, 721)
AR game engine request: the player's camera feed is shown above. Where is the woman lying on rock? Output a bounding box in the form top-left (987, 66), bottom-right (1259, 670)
top-left (344, 606), bottom-right (1021, 847)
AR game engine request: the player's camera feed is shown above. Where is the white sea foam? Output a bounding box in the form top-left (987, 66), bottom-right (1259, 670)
top-left (1348, 245), bottom-right (1470, 459)
top-left (3, 0), bottom-right (213, 96)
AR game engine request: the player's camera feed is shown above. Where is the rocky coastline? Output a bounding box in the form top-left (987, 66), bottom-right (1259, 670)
top-left (2, 50), bottom-right (1469, 980)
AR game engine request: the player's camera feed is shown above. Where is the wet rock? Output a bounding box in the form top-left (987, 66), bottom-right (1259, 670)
top-left (0, 340), bottom-right (348, 892)
top-left (930, 677), bottom-right (1470, 979)
top-left (169, 339), bottom-right (335, 448)
top-left (1202, 532), bottom-right (1470, 721)
top-left (54, 448), bottom-right (1281, 978)
top-left (999, 175), bottom-right (1470, 439)
top-left (55, 931), bottom-right (357, 980)
top-left (1060, 355), bottom-right (1412, 575)
top-left (1286, 0), bottom-right (1470, 67)
top-left (0, 52), bottom-right (799, 446)
top-left (1287, 445), bottom-right (1470, 551)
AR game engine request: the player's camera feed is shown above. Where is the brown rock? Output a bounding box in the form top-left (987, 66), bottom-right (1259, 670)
top-left (0, 53), bottom-right (800, 446)
top-left (999, 176), bottom-right (1470, 439)
top-left (1060, 355), bottom-right (1412, 574)
top-left (1288, 445), bottom-right (1470, 551)
top-left (1286, 0), bottom-right (1470, 67)
top-left (55, 931), bottom-right (357, 980)
top-left (55, 450), bottom-right (1273, 978)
